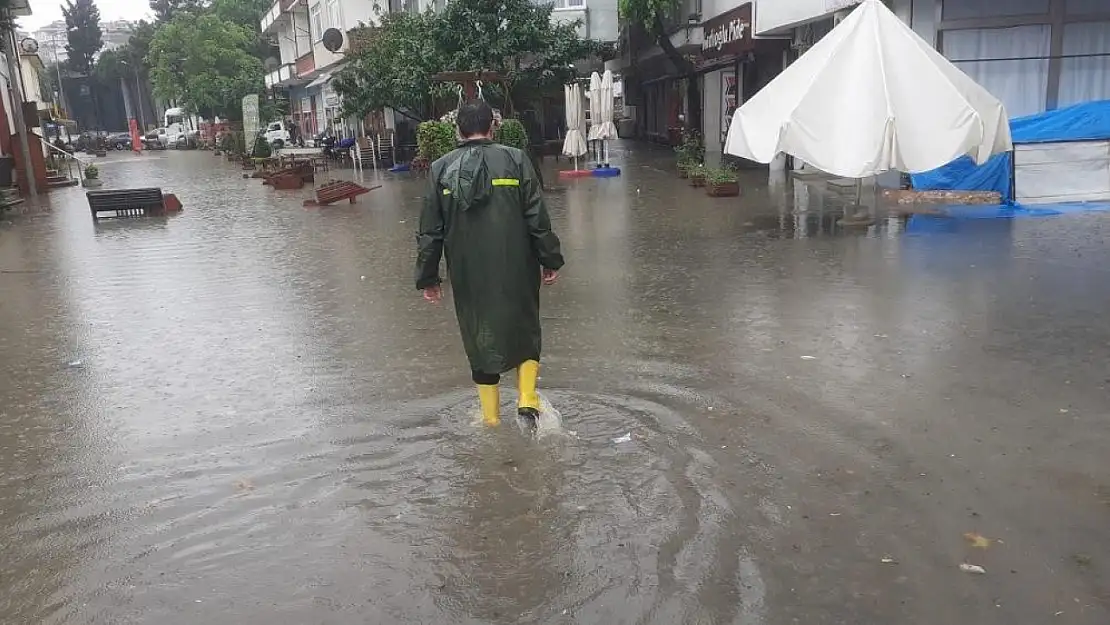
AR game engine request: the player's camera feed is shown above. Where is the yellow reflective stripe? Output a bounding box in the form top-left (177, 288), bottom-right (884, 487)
top-left (491, 178), bottom-right (520, 187)
top-left (442, 189), bottom-right (451, 195)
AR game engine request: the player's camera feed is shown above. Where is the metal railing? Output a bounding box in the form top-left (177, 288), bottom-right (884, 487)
top-left (40, 137), bottom-right (90, 184)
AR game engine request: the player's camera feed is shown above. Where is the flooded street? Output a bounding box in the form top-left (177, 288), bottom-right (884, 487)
top-left (1, 147), bottom-right (1108, 624)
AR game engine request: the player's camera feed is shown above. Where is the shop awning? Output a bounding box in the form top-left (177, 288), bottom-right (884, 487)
top-left (724, 0), bottom-right (1012, 178)
top-left (306, 73), bottom-right (332, 89)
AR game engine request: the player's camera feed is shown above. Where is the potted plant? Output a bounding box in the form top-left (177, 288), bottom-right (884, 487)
top-left (82, 163), bottom-right (102, 187)
top-left (705, 167), bottom-right (740, 197)
top-left (676, 159), bottom-right (691, 178)
top-left (688, 164), bottom-right (707, 187)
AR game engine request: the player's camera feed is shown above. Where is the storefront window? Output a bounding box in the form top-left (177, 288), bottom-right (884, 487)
top-left (1059, 22), bottom-right (1110, 106)
top-left (942, 0), bottom-right (1048, 21)
top-left (943, 25), bottom-right (1050, 117)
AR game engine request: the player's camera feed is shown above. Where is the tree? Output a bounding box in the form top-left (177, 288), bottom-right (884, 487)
top-left (333, 11), bottom-right (447, 122)
top-left (435, 0), bottom-right (604, 113)
top-left (618, 0), bottom-right (701, 132)
top-left (62, 0), bottom-right (104, 75)
top-left (333, 0), bottom-right (603, 122)
top-left (147, 12), bottom-right (264, 120)
top-left (149, 0), bottom-right (203, 23)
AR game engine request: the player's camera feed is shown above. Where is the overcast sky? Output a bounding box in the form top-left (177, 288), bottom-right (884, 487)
top-left (21, 0), bottom-right (154, 31)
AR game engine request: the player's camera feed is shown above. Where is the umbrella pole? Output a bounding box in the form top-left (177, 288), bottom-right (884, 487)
top-left (574, 155), bottom-right (578, 171)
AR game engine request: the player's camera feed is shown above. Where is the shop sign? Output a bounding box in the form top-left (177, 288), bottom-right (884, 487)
top-left (701, 3), bottom-right (754, 60)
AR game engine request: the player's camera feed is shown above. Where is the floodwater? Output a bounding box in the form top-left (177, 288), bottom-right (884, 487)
top-left (1, 147), bottom-right (1108, 624)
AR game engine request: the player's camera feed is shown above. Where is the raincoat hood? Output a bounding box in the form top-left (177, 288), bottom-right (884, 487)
top-left (444, 138), bottom-right (495, 210)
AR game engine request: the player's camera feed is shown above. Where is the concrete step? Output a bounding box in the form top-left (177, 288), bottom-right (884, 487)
top-left (47, 178), bottom-right (79, 189)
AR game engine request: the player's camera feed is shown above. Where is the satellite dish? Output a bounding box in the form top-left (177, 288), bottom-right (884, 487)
top-left (264, 56), bottom-right (280, 72)
top-left (322, 28), bottom-right (344, 53)
top-left (19, 38), bottom-right (39, 54)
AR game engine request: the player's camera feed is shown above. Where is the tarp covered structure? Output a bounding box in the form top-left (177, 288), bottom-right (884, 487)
top-left (724, 0), bottom-right (1012, 179)
top-left (912, 100), bottom-right (1110, 204)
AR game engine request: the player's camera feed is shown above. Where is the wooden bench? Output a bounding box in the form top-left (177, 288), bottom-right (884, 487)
top-left (302, 181), bottom-right (380, 207)
top-left (87, 188), bottom-right (181, 219)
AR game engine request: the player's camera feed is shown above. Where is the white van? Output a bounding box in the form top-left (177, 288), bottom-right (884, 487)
top-left (264, 121), bottom-right (291, 149)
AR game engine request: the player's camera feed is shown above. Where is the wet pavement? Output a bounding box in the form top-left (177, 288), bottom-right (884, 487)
top-left (1, 147), bottom-right (1108, 624)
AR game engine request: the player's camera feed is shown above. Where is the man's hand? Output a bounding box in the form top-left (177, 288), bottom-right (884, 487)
top-left (542, 268), bottom-right (559, 286)
top-left (423, 285), bottom-right (443, 303)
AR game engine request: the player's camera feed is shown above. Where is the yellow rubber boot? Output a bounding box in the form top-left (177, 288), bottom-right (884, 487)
top-left (517, 360), bottom-right (540, 417)
top-left (477, 384), bottom-right (500, 426)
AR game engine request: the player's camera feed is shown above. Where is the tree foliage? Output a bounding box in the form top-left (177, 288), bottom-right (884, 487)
top-left (149, 0), bottom-right (203, 23)
top-left (147, 12), bottom-right (263, 119)
top-left (333, 11), bottom-right (446, 122)
top-left (436, 0), bottom-right (604, 108)
top-left (334, 0), bottom-right (604, 122)
top-left (618, 0), bottom-right (701, 130)
top-left (62, 0), bottom-right (104, 75)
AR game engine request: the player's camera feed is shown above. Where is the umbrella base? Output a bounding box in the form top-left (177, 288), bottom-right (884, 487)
top-left (559, 169), bottom-right (592, 180)
top-left (592, 167), bottom-right (621, 178)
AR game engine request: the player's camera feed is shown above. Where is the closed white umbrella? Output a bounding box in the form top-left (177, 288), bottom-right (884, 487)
top-left (725, 0), bottom-right (1011, 178)
top-left (586, 72), bottom-right (602, 143)
top-left (562, 83), bottom-right (587, 171)
top-left (596, 70), bottom-right (618, 166)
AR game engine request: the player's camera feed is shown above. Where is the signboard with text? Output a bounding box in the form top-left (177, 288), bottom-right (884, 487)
top-left (701, 3), bottom-right (754, 61)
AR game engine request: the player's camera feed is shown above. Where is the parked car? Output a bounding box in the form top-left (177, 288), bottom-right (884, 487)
top-left (108, 131), bottom-right (132, 150)
top-left (143, 128), bottom-right (168, 149)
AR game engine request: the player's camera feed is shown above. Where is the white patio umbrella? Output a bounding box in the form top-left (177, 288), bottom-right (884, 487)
top-left (724, 0), bottom-right (1011, 178)
top-left (562, 83), bottom-right (587, 171)
top-left (596, 70), bottom-right (618, 166)
top-left (586, 72), bottom-right (603, 164)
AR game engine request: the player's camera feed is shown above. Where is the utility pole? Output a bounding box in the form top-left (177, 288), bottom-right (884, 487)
top-left (49, 33), bottom-right (67, 121)
top-left (3, 26), bottom-right (37, 196)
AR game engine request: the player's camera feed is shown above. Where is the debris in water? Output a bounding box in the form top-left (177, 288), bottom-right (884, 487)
top-left (880, 556), bottom-right (898, 564)
top-left (959, 563), bottom-right (986, 575)
top-left (66, 360), bottom-right (83, 368)
top-left (964, 532), bottom-right (993, 549)
top-left (1059, 408), bottom-right (1069, 414)
top-left (360, 276), bottom-right (366, 280)
top-left (800, 355), bottom-right (816, 360)
top-left (612, 433), bottom-right (632, 444)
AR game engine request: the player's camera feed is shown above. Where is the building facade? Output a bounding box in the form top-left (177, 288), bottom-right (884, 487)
top-left (262, 0), bottom-right (623, 142)
top-left (756, 0), bottom-right (1110, 119)
top-left (614, 0), bottom-right (786, 162)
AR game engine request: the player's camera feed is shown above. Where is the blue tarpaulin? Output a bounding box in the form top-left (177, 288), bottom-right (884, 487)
top-left (910, 100), bottom-right (1110, 204)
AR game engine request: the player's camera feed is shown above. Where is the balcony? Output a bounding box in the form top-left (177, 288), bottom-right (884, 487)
top-left (265, 63), bottom-right (304, 88)
top-left (261, 0), bottom-right (306, 34)
top-left (295, 52), bottom-right (316, 78)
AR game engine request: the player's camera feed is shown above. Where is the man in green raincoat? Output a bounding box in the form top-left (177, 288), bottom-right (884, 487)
top-left (416, 100), bottom-right (564, 427)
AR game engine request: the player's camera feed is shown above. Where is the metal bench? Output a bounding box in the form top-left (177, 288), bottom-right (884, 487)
top-left (87, 188), bottom-right (178, 219)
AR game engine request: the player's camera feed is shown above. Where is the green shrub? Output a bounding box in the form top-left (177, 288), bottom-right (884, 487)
top-left (84, 163), bottom-right (99, 179)
top-left (252, 135), bottom-right (272, 159)
top-left (495, 118), bottom-right (529, 150)
top-left (705, 168), bottom-right (738, 184)
top-left (417, 120), bottom-right (458, 163)
top-left (674, 129), bottom-right (705, 165)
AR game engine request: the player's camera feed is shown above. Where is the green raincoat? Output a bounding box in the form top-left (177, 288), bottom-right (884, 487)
top-left (416, 138), bottom-right (564, 376)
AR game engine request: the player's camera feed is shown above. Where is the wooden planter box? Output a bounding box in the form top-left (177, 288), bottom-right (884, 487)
top-left (269, 173), bottom-right (305, 190)
top-left (707, 181), bottom-right (740, 197)
top-left (677, 168), bottom-right (689, 179)
top-left (689, 174), bottom-right (706, 187)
